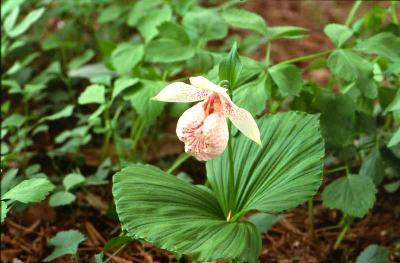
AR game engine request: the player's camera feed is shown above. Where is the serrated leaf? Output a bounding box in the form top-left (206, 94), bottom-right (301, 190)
top-left (112, 164), bottom-right (261, 263)
top-left (2, 178), bottom-right (54, 203)
top-left (78, 84), bottom-right (105, 105)
top-left (63, 173), bottom-right (85, 191)
top-left (207, 112), bottom-right (324, 216)
top-left (129, 80), bottom-right (166, 124)
top-left (7, 8), bottom-right (45, 38)
top-left (183, 9), bottom-right (228, 41)
top-left (356, 244), bottom-right (389, 263)
top-left (43, 230), bottom-right (86, 262)
top-left (360, 147), bottom-right (385, 185)
top-left (269, 64), bottom-right (302, 96)
top-left (222, 8), bottom-right (268, 35)
top-left (324, 23), bottom-right (353, 47)
top-left (145, 39), bottom-right (194, 63)
top-left (322, 174), bottom-right (376, 218)
top-left (355, 32), bottom-right (400, 62)
top-left (49, 191), bottom-right (76, 207)
top-left (111, 43), bottom-right (144, 74)
top-left (233, 74), bottom-right (268, 116)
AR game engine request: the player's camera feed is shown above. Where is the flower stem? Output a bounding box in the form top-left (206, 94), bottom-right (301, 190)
top-left (167, 152), bottom-right (190, 174)
top-left (334, 222), bottom-right (350, 249)
top-left (345, 0), bottom-right (362, 27)
top-left (227, 85), bottom-right (236, 220)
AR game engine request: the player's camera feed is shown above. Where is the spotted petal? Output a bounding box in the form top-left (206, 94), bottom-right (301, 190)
top-left (152, 82), bottom-right (210, 103)
top-left (220, 94), bottom-right (261, 145)
top-left (189, 76), bottom-right (228, 94)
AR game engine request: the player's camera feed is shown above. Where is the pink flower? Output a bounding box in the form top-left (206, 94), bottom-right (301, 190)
top-left (152, 76), bottom-right (261, 161)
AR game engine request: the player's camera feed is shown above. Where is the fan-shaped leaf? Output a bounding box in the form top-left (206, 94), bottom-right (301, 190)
top-left (113, 164), bottom-right (261, 263)
top-left (207, 112), bottom-right (324, 217)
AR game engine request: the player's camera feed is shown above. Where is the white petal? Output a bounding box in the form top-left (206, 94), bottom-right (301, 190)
top-left (189, 76), bottom-right (228, 94)
top-left (152, 82), bottom-right (210, 102)
top-left (220, 94), bottom-right (261, 145)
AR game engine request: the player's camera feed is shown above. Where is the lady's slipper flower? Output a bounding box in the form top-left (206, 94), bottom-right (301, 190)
top-left (152, 76), bottom-right (261, 161)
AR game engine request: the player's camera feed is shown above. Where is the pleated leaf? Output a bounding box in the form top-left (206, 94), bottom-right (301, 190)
top-left (207, 112), bottom-right (324, 217)
top-left (113, 164), bottom-right (261, 263)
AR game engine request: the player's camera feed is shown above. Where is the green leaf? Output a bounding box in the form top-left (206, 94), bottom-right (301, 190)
top-left (266, 26), bottom-right (308, 40)
top-left (43, 230), bottom-right (86, 262)
top-left (248, 213), bottom-right (280, 234)
top-left (222, 8), bottom-right (268, 35)
top-left (129, 80), bottom-right (166, 124)
top-left (207, 112), bottom-right (324, 216)
top-left (356, 244), bottom-right (389, 263)
top-left (360, 147), bottom-right (385, 185)
top-left (324, 23), bottom-right (353, 47)
top-left (7, 8), bottom-right (45, 38)
top-left (322, 174), bottom-right (376, 218)
top-left (219, 42), bottom-right (242, 89)
top-left (269, 64), bottom-right (302, 96)
top-left (384, 180), bottom-right (400, 193)
top-left (388, 128), bottom-right (400, 147)
top-left (1, 168), bottom-right (18, 195)
top-left (183, 9), bottom-right (228, 41)
top-left (4, 6), bottom-right (19, 33)
top-left (78, 84), bottom-right (106, 105)
top-left (49, 191), bottom-right (76, 207)
top-left (1, 201), bottom-right (9, 223)
top-left (63, 173), bottom-right (85, 191)
top-left (42, 105), bottom-right (74, 122)
top-left (137, 5), bottom-right (172, 43)
top-left (355, 32), bottom-right (400, 62)
top-left (158, 22), bottom-right (191, 44)
top-left (384, 89), bottom-right (400, 114)
top-left (111, 43), bottom-right (144, 74)
top-left (112, 164), bottom-right (261, 263)
top-left (2, 178), bottom-right (54, 203)
top-left (2, 113), bottom-right (25, 128)
top-left (127, 0), bottom-right (162, 26)
top-left (233, 74), bottom-right (268, 116)
top-left (112, 77), bottom-right (139, 100)
top-left (98, 4), bottom-right (124, 24)
top-left (68, 50), bottom-right (95, 70)
top-left (146, 39), bottom-right (194, 63)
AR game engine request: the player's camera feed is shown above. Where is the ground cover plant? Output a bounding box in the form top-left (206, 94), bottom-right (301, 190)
top-left (1, 0), bottom-right (399, 262)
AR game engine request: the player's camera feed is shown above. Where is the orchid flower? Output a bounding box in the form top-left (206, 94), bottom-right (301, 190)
top-left (152, 76), bottom-right (261, 161)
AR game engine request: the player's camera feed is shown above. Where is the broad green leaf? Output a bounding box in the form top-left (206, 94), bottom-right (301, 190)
top-left (248, 213), bottom-right (280, 234)
top-left (316, 92), bottom-right (356, 146)
top-left (129, 80), bottom-right (166, 124)
top-left (327, 49), bottom-right (377, 99)
top-left (7, 8), bottom-right (45, 38)
top-left (63, 173), bottom-right (85, 191)
top-left (269, 64), bottom-right (302, 96)
top-left (69, 63), bottom-right (113, 79)
top-left (98, 4), bottom-right (124, 24)
top-left (2, 113), bottom-right (25, 128)
top-left (207, 112), bottom-right (324, 217)
top-left (355, 32), bottom-right (400, 62)
top-left (219, 42), bottom-right (242, 89)
top-left (388, 128), bottom-right (400, 147)
top-left (1, 201), bottom-right (8, 223)
top-left (384, 180), bottom-right (400, 193)
top-left (158, 22), bottom-right (191, 44)
top-left (266, 26), bottom-right (308, 40)
top-left (68, 50), bottom-right (95, 70)
top-left (49, 191), bottom-right (76, 207)
top-left (43, 230), bottom-right (86, 262)
top-left (127, 0), bottom-right (162, 26)
top-left (78, 84), bottom-right (105, 105)
top-left (233, 74), bottom-right (268, 116)
top-left (113, 164), bottom-right (261, 263)
top-left (137, 5), bottom-right (172, 43)
top-left (322, 174), bottom-right (376, 218)
top-left (4, 6), bottom-right (19, 33)
top-left (360, 147), bottom-right (385, 185)
top-left (324, 23), bottom-right (353, 47)
top-left (90, 75), bottom-right (112, 86)
top-left (183, 9), bottom-right (228, 41)
top-left (222, 8), bottom-right (268, 35)
top-left (356, 244), bottom-right (389, 263)
top-left (2, 178), bottom-right (54, 203)
top-left (112, 77), bottom-right (139, 100)
top-left (1, 168), bottom-right (18, 195)
top-left (42, 105), bottom-right (74, 122)
top-left (146, 39), bottom-right (194, 63)
top-left (111, 43), bottom-right (144, 74)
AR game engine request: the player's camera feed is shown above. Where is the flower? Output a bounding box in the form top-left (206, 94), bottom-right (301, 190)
top-left (152, 76), bottom-right (261, 161)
